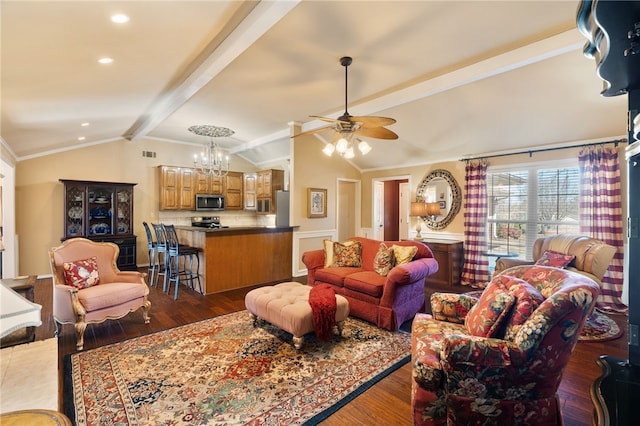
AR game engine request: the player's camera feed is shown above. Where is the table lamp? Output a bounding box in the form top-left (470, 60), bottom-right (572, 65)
top-left (410, 202), bottom-right (428, 239)
top-left (426, 202), bottom-right (441, 219)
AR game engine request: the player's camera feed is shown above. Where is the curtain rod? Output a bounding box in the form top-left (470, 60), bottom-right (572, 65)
top-left (459, 138), bottom-right (628, 162)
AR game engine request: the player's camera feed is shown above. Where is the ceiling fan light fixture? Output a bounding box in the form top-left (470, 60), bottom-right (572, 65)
top-left (295, 56), bottom-right (397, 159)
top-left (344, 147), bottom-right (355, 159)
top-left (335, 137), bottom-right (349, 153)
top-left (357, 139), bottom-right (371, 155)
top-left (322, 143), bottom-right (335, 156)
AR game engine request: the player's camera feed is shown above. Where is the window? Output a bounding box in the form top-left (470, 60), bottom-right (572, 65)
top-left (487, 161), bottom-right (580, 267)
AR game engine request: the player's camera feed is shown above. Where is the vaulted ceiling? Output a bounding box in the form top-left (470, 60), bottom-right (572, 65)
top-left (1, 1), bottom-right (628, 171)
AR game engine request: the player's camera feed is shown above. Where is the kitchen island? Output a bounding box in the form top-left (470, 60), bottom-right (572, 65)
top-left (175, 226), bottom-right (295, 295)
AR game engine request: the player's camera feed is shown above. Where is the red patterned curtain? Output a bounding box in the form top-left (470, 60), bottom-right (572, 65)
top-left (578, 146), bottom-right (627, 313)
top-left (461, 160), bottom-right (490, 286)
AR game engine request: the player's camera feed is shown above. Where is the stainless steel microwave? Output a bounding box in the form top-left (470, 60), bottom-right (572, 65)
top-left (195, 194), bottom-right (225, 211)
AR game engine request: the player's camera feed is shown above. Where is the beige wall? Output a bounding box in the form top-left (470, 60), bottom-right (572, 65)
top-left (295, 143), bottom-right (628, 246)
top-left (291, 136), bottom-right (361, 272)
top-left (360, 161), bottom-right (467, 237)
top-left (15, 138), bottom-right (259, 275)
top-left (291, 136), bottom-right (360, 232)
top-left (14, 135), bottom-right (629, 277)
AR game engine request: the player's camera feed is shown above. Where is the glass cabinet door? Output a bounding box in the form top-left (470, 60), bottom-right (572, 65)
top-left (87, 186), bottom-right (114, 236)
top-left (115, 187), bottom-right (133, 235)
top-left (64, 185), bottom-right (85, 238)
top-left (60, 180), bottom-right (135, 244)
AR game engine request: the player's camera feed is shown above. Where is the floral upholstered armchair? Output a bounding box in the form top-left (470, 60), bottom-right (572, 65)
top-left (411, 265), bottom-right (600, 425)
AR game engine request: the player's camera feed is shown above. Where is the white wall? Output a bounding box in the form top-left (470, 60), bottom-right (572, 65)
top-left (1, 157), bottom-right (17, 278)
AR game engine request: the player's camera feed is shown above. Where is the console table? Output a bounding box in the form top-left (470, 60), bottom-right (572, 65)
top-left (419, 239), bottom-right (463, 288)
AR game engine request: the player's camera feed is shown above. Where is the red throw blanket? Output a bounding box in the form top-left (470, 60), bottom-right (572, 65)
top-left (309, 284), bottom-right (337, 342)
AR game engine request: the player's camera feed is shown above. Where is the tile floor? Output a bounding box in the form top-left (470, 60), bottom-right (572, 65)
top-left (0, 338), bottom-right (58, 413)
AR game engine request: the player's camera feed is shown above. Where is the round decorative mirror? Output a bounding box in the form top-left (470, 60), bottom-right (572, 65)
top-left (416, 169), bottom-right (461, 230)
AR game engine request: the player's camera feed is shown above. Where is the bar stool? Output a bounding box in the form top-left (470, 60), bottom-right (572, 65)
top-left (151, 223), bottom-right (169, 290)
top-left (163, 224), bottom-right (201, 299)
top-left (143, 222), bottom-right (159, 287)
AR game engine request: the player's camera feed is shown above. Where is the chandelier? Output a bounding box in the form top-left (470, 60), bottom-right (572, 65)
top-left (188, 125), bottom-right (233, 177)
top-left (322, 133), bottom-right (372, 159)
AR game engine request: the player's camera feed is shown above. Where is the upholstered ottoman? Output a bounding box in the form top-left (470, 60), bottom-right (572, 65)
top-left (244, 282), bottom-right (350, 349)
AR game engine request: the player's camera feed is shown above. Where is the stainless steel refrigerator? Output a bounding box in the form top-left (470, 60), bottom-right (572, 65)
top-left (275, 190), bottom-right (290, 227)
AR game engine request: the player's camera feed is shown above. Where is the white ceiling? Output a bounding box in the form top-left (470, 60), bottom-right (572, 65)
top-left (1, 1), bottom-right (628, 171)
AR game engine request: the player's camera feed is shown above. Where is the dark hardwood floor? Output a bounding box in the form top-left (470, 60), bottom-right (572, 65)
top-left (30, 273), bottom-right (627, 425)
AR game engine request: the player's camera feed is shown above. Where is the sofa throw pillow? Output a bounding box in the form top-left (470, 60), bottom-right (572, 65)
top-left (465, 277), bottom-right (515, 338)
top-left (391, 244), bottom-right (418, 266)
top-left (63, 256), bottom-right (100, 289)
top-left (535, 250), bottom-right (575, 269)
top-left (323, 239), bottom-right (358, 268)
top-left (333, 241), bottom-right (363, 267)
top-left (373, 243), bottom-right (395, 276)
top-left (502, 277), bottom-right (545, 340)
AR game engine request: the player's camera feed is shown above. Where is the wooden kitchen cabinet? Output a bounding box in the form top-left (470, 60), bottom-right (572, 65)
top-left (160, 166), bottom-right (179, 209)
top-left (179, 168), bottom-right (196, 210)
top-left (421, 239), bottom-right (463, 288)
top-left (244, 173), bottom-right (257, 210)
top-left (211, 176), bottom-right (223, 194)
top-left (160, 166), bottom-right (256, 211)
top-left (195, 171), bottom-right (208, 193)
top-left (223, 171), bottom-right (243, 210)
top-left (159, 166), bottom-right (195, 210)
top-left (195, 171), bottom-right (220, 194)
top-left (60, 179), bottom-right (137, 270)
top-left (256, 169), bottom-right (285, 214)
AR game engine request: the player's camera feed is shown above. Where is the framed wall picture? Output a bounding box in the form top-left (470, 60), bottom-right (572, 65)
top-left (439, 200), bottom-right (446, 210)
top-left (308, 188), bottom-right (327, 218)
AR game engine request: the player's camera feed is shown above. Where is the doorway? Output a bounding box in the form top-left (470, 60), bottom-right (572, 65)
top-left (337, 179), bottom-right (360, 241)
top-left (372, 176), bottom-right (410, 241)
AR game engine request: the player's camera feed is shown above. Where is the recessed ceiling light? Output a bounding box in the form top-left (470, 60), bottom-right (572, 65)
top-left (111, 14), bottom-right (129, 24)
top-left (78, 136), bottom-right (86, 141)
top-left (81, 122), bottom-right (90, 127)
top-left (98, 57), bottom-right (113, 64)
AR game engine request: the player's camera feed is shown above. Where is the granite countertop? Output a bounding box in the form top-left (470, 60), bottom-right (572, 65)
top-left (174, 225), bottom-right (297, 235)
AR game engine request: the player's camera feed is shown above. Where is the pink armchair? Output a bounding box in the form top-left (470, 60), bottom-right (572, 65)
top-left (411, 265), bottom-right (600, 425)
top-left (49, 238), bottom-right (151, 350)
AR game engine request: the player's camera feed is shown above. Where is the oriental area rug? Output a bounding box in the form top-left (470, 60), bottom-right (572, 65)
top-left (64, 310), bottom-right (411, 425)
top-left (579, 310), bottom-right (623, 342)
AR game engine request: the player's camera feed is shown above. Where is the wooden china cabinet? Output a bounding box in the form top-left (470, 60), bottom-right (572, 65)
top-left (60, 179), bottom-right (137, 270)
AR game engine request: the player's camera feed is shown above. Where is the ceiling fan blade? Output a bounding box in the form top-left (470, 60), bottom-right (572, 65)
top-left (350, 116), bottom-right (396, 127)
top-left (305, 57), bottom-right (398, 140)
top-left (309, 115), bottom-right (350, 124)
top-left (354, 126), bottom-right (399, 140)
top-left (293, 125), bottom-right (334, 138)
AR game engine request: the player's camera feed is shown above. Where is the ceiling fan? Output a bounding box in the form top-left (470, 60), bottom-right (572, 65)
top-left (295, 56), bottom-right (398, 148)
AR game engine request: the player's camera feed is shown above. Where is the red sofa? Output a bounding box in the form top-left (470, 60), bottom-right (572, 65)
top-left (301, 237), bottom-right (439, 330)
